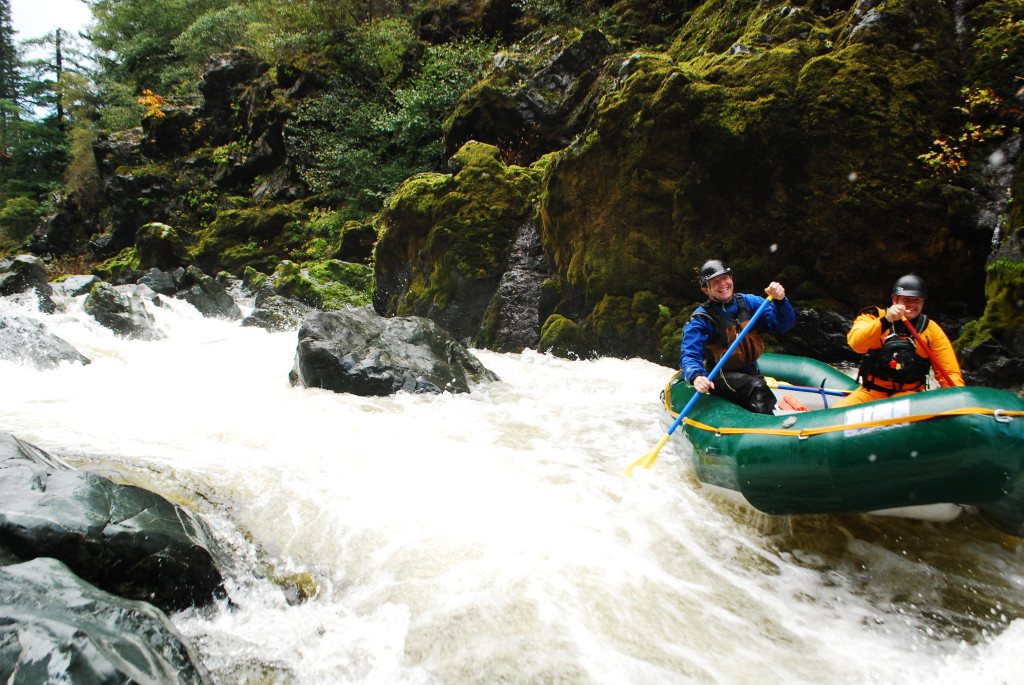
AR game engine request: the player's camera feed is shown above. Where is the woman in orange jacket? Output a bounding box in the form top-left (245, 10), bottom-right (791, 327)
top-left (833, 274), bottom-right (964, 408)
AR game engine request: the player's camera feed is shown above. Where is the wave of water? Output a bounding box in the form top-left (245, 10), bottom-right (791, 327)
top-left (1, 293), bottom-right (1022, 684)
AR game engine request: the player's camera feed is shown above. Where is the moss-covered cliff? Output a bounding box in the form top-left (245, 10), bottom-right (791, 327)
top-left (23, 0), bottom-right (1024, 388)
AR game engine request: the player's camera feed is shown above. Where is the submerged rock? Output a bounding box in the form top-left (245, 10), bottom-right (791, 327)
top-left (0, 557), bottom-right (211, 684)
top-left (0, 315), bottom-right (91, 369)
top-left (289, 306), bottom-right (500, 396)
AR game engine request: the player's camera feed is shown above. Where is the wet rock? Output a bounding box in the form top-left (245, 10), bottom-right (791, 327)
top-left (776, 307), bottom-right (859, 365)
top-left (241, 285), bottom-right (315, 331)
top-left (138, 267), bottom-right (179, 296)
top-left (0, 432), bottom-right (226, 613)
top-left (173, 266), bottom-right (242, 319)
top-left (0, 557), bottom-right (212, 684)
top-left (55, 274), bottom-right (100, 297)
top-left (83, 282), bottom-right (164, 340)
top-left (0, 316), bottom-right (91, 369)
top-left (0, 254), bottom-right (56, 314)
top-left (476, 214), bottom-right (554, 352)
top-left (289, 306), bottom-right (500, 396)
top-left (960, 337), bottom-right (1024, 392)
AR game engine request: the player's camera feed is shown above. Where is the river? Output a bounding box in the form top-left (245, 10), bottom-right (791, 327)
top-left (1, 291), bottom-right (1022, 684)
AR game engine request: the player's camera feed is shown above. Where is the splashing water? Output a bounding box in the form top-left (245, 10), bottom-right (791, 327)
top-left (0, 294), bottom-right (1022, 684)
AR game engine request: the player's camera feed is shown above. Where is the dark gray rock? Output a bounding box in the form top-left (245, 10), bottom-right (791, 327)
top-left (173, 266), bottom-right (242, 319)
top-left (960, 337), bottom-right (1024, 391)
top-left (241, 285), bottom-right (314, 331)
top-left (289, 306), bottom-right (500, 396)
top-left (55, 274), bottom-right (100, 297)
top-left (775, 306), bottom-right (859, 365)
top-left (83, 282), bottom-right (164, 340)
top-left (477, 214), bottom-right (554, 352)
top-left (0, 432), bottom-right (226, 612)
top-left (0, 557), bottom-right (211, 684)
top-left (0, 316), bottom-right (91, 369)
top-left (139, 267), bottom-right (178, 295)
top-left (0, 254), bottom-right (56, 313)
top-left (91, 128), bottom-right (169, 258)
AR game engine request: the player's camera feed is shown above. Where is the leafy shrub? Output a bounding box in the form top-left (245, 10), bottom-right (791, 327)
top-left (290, 33), bottom-right (496, 213)
top-left (0, 196), bottom-right (40, 252)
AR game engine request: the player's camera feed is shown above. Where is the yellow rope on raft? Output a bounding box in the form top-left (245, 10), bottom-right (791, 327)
top-left (673, 406), bottom-right (1024, 439)
top-left (661, 371), bottom-right (1024, 437)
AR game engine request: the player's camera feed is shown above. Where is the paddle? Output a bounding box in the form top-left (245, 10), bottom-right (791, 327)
top-left (900, 315), bottom-right (956, 387)
top-left (626, 295), bottom-right (774, 475)
top-left (763, 377), bottom-right (850, 397)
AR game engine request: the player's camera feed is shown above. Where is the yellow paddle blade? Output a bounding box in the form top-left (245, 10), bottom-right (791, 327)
top-left (764, 376), bottom-right (779, 388)
top-left (625, 433), bottom-right (671, 477)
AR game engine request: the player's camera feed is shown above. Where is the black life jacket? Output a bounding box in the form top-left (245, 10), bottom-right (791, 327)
top-left (856, 307), bottom-right (931, 394)
top-left (693, 297), bottom-right (765, 371)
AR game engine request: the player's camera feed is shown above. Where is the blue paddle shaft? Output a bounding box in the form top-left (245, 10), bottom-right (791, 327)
top-left (774, 383), bottom-right (847, 397)
top-left (666, 295), bottom-right (775, 436)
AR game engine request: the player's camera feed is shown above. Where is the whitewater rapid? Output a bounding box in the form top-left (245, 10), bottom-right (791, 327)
top-left (0, 293), bottom-right (1021, 684)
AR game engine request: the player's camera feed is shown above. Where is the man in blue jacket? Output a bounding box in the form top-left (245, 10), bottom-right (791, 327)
top-left (679, 259), bottom-right (795, 414)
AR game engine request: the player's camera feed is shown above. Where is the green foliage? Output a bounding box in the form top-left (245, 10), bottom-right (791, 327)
top-left (292, 33), bottom-right (497, 212)
top-left (0, 195), bottom-right (39, 251)
top-left (919, 87), bottom-right (1021, 176)
top-left (352, 16), bottom-right (419, 87)
top-left (242, 0), bottom-right (357, 63)
top-left (91, 0), bottom-right (237, 95)
top-left (967, 0), bottom-right (1024, 96)
top-left (171, 6), bottom-right (253, 68)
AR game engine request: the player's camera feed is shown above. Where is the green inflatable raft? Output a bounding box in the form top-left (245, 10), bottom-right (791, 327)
top-left (661, 353), bottom-right (1024, 536)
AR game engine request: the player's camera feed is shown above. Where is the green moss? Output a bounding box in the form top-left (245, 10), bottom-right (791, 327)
top-left (270, 259), bottom-right (373, 309)
top-left (93, 247), bottom-right (140, 282)
top-left (192, 203), bottom-right (307, 274)
top-left (956, 260), bottom-right (1024, 352)
top-left (538, 314), bottom-right (594, 359)
top-left (242, 266), bottom-right (267, 290)
top-left (135, 222), bottom-right (192, 270)
top-left (582, 291), bottom-right (689, 362)
top-left (113, 162), bottom-right (172, 178)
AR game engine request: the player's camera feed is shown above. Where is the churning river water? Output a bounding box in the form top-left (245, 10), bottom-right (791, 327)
top-left (1, 292), bottom-right (1022, 684)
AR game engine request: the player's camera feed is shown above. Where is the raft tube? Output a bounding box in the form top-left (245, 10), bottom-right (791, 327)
top-left (662, 353), bottom-right (1024, 536)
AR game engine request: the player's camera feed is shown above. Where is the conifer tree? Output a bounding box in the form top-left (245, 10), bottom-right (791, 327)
top-left (0, 0), bottom-right (20, 185)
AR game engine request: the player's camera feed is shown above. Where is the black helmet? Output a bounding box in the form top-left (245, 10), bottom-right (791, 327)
top-left (698, 259), bottom-right (732, 287)
top-left (892, 273), bottom-right (927, 298)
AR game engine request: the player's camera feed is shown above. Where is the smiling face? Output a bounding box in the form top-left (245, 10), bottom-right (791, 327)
top-left (892, 295), bottom-right (925, 319)
top-left (702, 273), bottom-right (735, 303)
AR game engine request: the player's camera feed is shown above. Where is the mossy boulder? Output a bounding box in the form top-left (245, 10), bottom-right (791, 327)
top-left (373, 141), bottom-right (544, 341)
top-left (538, 314), bottom-right (593, 360)
top-left (135, 222), bottom-right (193, 271)
top-left (93, 246), bottom-right (142, 285)
top-left (957, 259), bottom-right (1024, 355)
top-left (268, 259), bottom-right (373, 310)
top-left (191, 203), bottom-right (306, 274)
